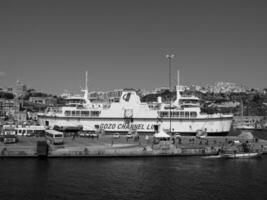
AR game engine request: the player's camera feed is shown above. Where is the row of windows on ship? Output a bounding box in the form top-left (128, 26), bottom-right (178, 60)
top-left (62, 110), bottom-right (198, 118)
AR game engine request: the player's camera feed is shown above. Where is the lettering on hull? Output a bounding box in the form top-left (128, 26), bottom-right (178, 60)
top-left (100, 123), bottom-right (155, 130)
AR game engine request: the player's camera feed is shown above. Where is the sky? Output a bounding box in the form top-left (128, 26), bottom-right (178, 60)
top-left (0, 0), bottom-right (267, 94)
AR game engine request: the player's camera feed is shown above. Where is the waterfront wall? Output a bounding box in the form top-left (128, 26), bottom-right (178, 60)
top-left (1, 141), bottom-right (267, 158)
top-left (2, 133), bottom-right (267, 158)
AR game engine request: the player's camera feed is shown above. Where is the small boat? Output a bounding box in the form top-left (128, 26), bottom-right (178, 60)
top-left (202, 155), bottom-right (224, 159)
top-left (222, 152), bottom-right (262, 159)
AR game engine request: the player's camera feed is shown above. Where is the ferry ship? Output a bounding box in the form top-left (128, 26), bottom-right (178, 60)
top-left (38, 72), bottom-right (233, 136)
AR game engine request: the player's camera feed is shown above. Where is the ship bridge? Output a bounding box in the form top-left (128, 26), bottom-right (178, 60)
top-left (100, 90), bottom-right (157, 118)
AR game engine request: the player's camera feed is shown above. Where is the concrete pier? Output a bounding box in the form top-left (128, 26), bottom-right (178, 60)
top-left (1, 135), bottom-right (267, 158)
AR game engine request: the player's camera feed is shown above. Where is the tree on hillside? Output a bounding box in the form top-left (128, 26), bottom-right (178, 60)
top-left (0, 92), bottom-right (14, 99)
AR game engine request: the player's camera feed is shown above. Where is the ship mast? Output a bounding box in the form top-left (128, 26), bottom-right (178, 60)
top-left (166, 54), bottom-right (174, 135)
top-left (177, 70), bottom-right (181, 102)
top-left (85, 71), bottom-right (88, 91)
top-left (177, 70), bottom-right (179, 90)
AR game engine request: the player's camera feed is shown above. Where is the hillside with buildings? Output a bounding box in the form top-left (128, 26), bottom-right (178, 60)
top-left (1, 80), bottom-right (267, 125)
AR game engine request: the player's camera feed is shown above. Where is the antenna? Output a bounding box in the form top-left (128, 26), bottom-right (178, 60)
top-left (177, 70), bottom-right (180, 90)
top-left (85, 71), bottom-right (88, 91)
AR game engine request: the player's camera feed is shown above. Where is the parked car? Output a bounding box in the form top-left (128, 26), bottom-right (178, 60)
top-left (174, 133), bottom-right (181, 138)
top-left (126, 133), bottom-right (133, 138)
top-left (3, 135), bottom-right (19, 144)
top-left (79, 131), bottom-right (98, 138)
top-left (79, 131), bottom-right (86, 137)
top-left (89, 133), bottom-right (98, 138)
top-left (112, 133), bottom-right (120, 138)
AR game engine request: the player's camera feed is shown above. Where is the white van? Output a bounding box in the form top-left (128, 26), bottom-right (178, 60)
top-left (45, 129), bottom-right (64, 145)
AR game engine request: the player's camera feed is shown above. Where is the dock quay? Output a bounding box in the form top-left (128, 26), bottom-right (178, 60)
top-left (1, 134), bottom-right (267, 158)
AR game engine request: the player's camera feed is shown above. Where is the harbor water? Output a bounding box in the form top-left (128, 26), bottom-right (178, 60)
top-left (0, 130), bottom-right (267, 200)
top-left (0, 156), bottom-right (267, 200)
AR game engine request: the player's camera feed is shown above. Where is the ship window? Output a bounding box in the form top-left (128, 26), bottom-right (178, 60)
top-left (81, 111), bottom-right (90, 116)
top-left (185, 112), bottom-right (189, 118)
top-left (172, 112), bottom-right (179, 118)
top-left (65, 111), bottom-right (71, 116)
top-left (76, 111), bottom-right (80, 116)
top-left (77, 105), bottom-right (83, 109)
top-left (190, 112), bottom-right (197, 118)
top-left (91, 111), bottom-right (100, 117)
top-left (180, 112), bottom-right (184, 117)
top-left (72, 111), bottom-right (76, 116)
top-left (160, 112), bottom-right (169, 117)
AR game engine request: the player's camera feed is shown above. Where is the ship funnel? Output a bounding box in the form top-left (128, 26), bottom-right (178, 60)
top-left (81, 71), bottom-right (92, 106)
top-left (176, 70), bottom-right (181, 99)
top-left (83, 71), bottom-right (88, 99)
top-left (157, 96), bottom-right (162, 103)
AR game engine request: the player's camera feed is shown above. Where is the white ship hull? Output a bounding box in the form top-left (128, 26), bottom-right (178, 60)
top-left (38, 116), bottom-right (232, 136)
top-left (38, 75), bottom-right (233, 136)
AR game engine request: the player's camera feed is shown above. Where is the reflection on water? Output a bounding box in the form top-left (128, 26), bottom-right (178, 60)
top-left (0, 156), bottom-right (267, 200)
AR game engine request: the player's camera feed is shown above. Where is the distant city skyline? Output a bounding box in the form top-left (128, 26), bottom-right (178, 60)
top-left (0, 0), bottom-right (267, 94)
